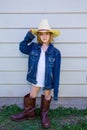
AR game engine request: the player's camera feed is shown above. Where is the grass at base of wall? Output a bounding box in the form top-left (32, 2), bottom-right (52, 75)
top-left (0, 105), bottom-right (87, 130)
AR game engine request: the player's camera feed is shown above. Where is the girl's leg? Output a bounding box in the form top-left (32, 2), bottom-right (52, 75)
top-left (44, 90), bottom-right (51, 100)
top-left (30, 86), bottom-right (41, 98)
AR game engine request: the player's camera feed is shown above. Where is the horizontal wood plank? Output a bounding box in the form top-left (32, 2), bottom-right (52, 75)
top-left (0, 29), bottom-right (87, 42)
top-left (0, 0), bottom-right (87, 13)
top-left (0, 85), bottom-right (87, 97)
top-left (0, 43), bottom-right (87, 57)
top-left (0, 14), bottom-right (87, 28)
top-left (61, 58), bottom-right (87, 71)
top-left (0, 58), bottom-right (87, 71)
top-left (0, 71), bottom-right (86, 84)
top-left (59, 85), bottom-right (87, 97)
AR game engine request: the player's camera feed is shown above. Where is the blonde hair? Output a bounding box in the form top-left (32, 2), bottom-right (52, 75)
top-left (37, 32), bottom-right (53, 44)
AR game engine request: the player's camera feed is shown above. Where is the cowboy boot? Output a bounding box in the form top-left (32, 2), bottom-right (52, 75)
top-left (11, 93), bottom-right (36, 121)
top-left (40, 95), bottom-right (52, 128)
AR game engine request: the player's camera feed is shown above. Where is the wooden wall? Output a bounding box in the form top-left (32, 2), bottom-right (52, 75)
top-left (0, 0), bottom-right (87, 98)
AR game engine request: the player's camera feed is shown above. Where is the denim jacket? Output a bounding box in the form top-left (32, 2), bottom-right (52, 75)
top-left (19, 31), bottom-right (61, 101)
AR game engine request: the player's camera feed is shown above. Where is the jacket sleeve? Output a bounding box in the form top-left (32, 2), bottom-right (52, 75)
top-left (19, 31), bottom-right (35, 55)
top-left (53, 50), bottom-right (61, 101)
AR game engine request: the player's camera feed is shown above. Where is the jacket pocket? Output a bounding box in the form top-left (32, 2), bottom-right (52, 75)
top-left (29, 51), bottom-right (38, 62)
top-left (48, 57), bottom-right (55, 67)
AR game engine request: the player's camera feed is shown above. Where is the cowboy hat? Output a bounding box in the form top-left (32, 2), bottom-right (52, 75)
top-left (32, 19), bottom-right (60, 37)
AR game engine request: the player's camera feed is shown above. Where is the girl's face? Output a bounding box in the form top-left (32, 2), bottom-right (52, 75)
top-left (39, 32), bottom-right (51, 44)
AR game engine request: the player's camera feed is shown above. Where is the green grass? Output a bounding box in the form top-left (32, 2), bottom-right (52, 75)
top-left (0, 105), bottom-right (87, 130)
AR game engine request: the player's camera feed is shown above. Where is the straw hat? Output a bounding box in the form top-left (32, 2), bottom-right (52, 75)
top-left (32, 19), bottom-right (60, 37)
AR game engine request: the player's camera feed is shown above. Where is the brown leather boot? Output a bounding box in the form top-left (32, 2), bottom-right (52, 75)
top-left (11, 93), bottom-right (36, 121)
top-left (40, 95), bottom-right (52, 128)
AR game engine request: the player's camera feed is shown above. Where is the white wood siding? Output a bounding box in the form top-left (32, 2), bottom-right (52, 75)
top-left (0, 0), bottom-right (87, 97)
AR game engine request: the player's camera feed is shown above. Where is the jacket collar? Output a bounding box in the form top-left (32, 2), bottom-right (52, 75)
top-left (37, 43), bottom-right (42, 48)
top-left (46, 43), bottom-right (54, 54)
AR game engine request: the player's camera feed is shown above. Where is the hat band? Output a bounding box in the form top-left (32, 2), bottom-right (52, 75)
top-left (38, 29), bottom-right (51, 32)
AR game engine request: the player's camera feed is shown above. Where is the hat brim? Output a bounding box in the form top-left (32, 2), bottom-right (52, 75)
top-left (32, 29), bottom-right (60, 37)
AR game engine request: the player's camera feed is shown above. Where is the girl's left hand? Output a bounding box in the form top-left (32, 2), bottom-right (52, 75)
top-left (30, 28), bottom-right (32, 33)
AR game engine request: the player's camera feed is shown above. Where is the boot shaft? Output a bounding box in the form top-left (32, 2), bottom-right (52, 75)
top-left (41, 95), bottom-right (52, 112)
top-left (40, 95), bottom-right (52, 128)
top-left (24, 93), bottom-right (36, 110)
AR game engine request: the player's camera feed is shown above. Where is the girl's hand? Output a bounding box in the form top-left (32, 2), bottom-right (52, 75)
top-left (30, 28), bottom-right (32, 33)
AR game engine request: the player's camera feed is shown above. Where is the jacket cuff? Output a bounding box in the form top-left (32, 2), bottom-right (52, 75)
top-left (27, 31), bottom-right (35, 41)
top-left (54, 96), bottom-right (58, 101)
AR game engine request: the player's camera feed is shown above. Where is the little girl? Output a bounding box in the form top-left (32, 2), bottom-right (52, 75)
top-left (11, 19), bottom-right (61, 129)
